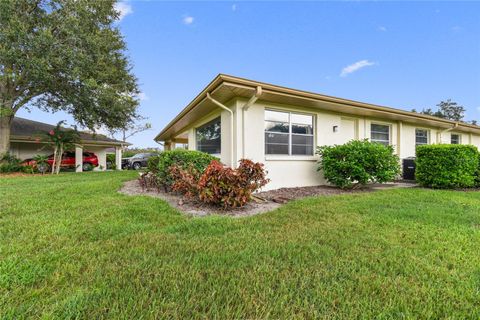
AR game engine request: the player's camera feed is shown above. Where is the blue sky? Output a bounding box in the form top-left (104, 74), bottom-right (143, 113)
top-left (18, 1), bottom-right (480, 147)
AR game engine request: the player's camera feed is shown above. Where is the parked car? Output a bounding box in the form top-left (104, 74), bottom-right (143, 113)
top-left (22, 151), bottom-right (99, 172)
top-left (122, 153), bottom-right (158, 170)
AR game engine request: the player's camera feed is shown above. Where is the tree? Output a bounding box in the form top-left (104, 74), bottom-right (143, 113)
top-left (41, 121), bottom-right (79, 174)
top-left (0, 0), bottom-right (140, 155)
top-left (412, 99), bottom-right (466, 122)
top-left (109, 119), bottom-right (152, 143)
top-left (412, 108), bottom-right (445, 119)
top-left (437, 99), bottom-right (465, 122)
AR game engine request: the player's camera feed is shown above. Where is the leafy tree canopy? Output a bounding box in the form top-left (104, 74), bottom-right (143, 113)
top-left (411, 99), bottom-right (466, 122)
top-left (0, 0), bottom-right (140, 153)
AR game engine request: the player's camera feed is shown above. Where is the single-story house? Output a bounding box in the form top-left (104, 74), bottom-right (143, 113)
top-left (9, 117), bottom-right (127, 171)
top-left (154, 74), bottom-right (480, 190)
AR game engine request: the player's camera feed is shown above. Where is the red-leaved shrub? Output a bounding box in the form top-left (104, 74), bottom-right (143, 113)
top-left (197, 159), bottom-right (269, 208)
top-left (139, 172), bottom-right (161, 191)
top-left (169, 164), bottom-right (200, 198)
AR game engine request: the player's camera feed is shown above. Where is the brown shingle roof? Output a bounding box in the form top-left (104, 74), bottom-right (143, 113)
top-left (11, 117), bottom-right (128, 146)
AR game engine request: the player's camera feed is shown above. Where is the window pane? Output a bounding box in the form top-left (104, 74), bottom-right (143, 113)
top-left (265, 132), bottom-right (289, 144)
top-left (196, 117), bottom-right (221, 154)
top-left (266, 144), bottom-right (289, 155)
top-left (292, 145), bottom-right (314, 155)
top-left (371, 124), bottom-right (390, 145)
top-left (371, 124), bottom-right (389, 134)
top-left (415, 129), bottom-right (428, 145)
top-left (265, 132), bottom-right (289, 155)
top-left (291, 114), bottom-right (312, 125)
top-left (265, 110), bottom-right (289, 122)
top-left (371, 132), bottom-right (389, 141)
top-left (451, 134), bottom-right (460, 144)
top-left (292, 134), bottom-right (313, 145)
top-left (292, 123), bottom-right (313, 134)
top-left (292, 135), bottom-right (313, 155)
top-left (265, 121), bottom-right (289, 133)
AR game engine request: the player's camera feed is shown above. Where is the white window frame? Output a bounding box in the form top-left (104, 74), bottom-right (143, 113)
top-left (451, 133), bottom-right (461, 145)
top-left (370, 123), bottom-right (391, 146)
top-left (264, 109), bottom-right (315, 156)
top-left (415, 128), bottom-right (430, 146)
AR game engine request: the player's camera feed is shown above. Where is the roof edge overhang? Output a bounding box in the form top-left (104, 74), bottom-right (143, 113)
top-left (155, 74), bottom-right (480, 142)
top-left (10, 135), bottom-right (131, 147)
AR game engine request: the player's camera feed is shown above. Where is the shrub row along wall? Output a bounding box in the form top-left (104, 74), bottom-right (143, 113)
top-left (415, 144), bottom-right (479, 189)
top-left (316, 140), bottom-right (400, 189)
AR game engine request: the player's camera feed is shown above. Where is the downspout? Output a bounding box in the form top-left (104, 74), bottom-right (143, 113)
top-left (242, 86), bottom-right (263, 158)
top-left (438, 122), bottom-right (459, 143)
top-left (206, 92), bottom-right (235, 167)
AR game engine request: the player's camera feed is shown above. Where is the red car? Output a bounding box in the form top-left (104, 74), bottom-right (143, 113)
top-left (23, 151), bottom-right (99, 172)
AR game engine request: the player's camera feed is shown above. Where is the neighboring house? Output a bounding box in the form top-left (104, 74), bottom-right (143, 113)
top-left (154, 74), bottom-right (480, 190)
top-left (9, 117), bottom-right (127, 171)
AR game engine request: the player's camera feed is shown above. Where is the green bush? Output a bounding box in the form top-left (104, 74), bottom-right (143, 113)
top-left (147, 154), bottom-right (161, 174)
top-left (106, 153), bottom-right (116, 169)
top-left (0, 153), bottom-right (22, 173)
top-left (416, 144), bottom-right (479, 189)
top-left (157, 149), bottom-right (218, 189)
top-left (317, 140), bottom-right (400, 189)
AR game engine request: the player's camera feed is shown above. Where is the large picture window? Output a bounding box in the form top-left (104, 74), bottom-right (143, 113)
top-left (370, 123), bottom-right (390, 146)
top-left (196, 117), bottom-right (221, 154)
top-left (415, 129), bottom-right (429, 146)
top-left (265, 110), bottom-right (314, 155)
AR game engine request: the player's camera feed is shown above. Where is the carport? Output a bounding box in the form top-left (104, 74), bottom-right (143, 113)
top-left (9, 117), bottom-right (129, 172)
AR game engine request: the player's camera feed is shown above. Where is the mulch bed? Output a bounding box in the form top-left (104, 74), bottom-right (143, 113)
top-left (255, 185), bottom-right (371, 204)
top-left (119, 180), bottom-right (281, 217)
top-left (119, 179), bottom-right (411, 217)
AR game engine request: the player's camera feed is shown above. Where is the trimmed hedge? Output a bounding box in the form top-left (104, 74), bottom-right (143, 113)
top-left (416, 144), bottom-right (479, 189)
top-left (317, 140), bottom-right (400, 189)
top-left (147, 154), bottom-right (161, 174)
top-left (157, 149), bottom-right (218, 189)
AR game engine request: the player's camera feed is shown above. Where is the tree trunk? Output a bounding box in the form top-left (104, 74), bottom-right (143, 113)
top-left (0, 115), bottom-right (12, 156)
top-left (56, 146), bottom-right (63, 174)
top-left (52, 146), bottom-right (57, 174)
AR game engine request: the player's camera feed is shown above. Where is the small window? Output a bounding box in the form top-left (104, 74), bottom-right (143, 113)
top-left (451, 134), bottom-right (461, 145)
top-left (265, 110), bottom-right (314, 155)
top-left (415, 129), bottom-right (429, 146)
top-left (370, 124), bottom-right (390, 146)
top-left (196, 117), bottom-right (221, 154)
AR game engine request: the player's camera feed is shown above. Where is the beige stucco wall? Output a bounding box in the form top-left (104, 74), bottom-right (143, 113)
top-left (87, 146), bottom-right (107, 171)
top-left (181, 97), bottom-right (480, 190)
top-left (10, 142), bottom-right (53, 159)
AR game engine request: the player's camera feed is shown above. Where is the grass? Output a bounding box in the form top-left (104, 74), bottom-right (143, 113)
top-left (1, 172), bottom-right (480, 319)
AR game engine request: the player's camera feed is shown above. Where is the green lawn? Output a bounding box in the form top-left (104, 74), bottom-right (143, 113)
top-left (1, 172), bottom-right (480, 319)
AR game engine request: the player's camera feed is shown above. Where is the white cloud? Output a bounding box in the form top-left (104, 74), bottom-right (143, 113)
top-left (182, 15), bottom-right (194, 25)
top-left (232, 4), bottom-right (237, 11)
top-left (378, 26), bottom-right (387, 32)
top-left (114, 1), bottom-right (133, 21)
top-left (476, 107), bottom-right (480, 112)
top-left (452, 26), bottom-right (463, 32)
top-left (340, 60), bottom-right (376, 77)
